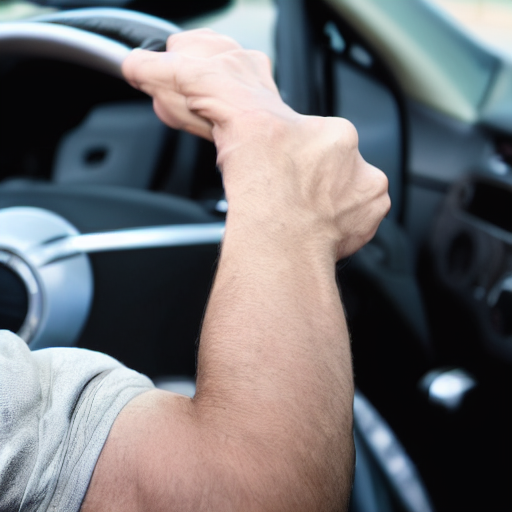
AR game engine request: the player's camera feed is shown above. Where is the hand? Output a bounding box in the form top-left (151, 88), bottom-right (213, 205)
top-left (122, 29), bottom-right (283, 141)
top-left (122, 29), bottom-right (390, 261)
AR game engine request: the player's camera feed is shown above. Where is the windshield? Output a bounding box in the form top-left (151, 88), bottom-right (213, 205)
top-left (383, 0), bottom-right (497, 108)
top-left (431, 0), bottom-right (512, 60)
top-left (326, 0), bottom-right (500, 120)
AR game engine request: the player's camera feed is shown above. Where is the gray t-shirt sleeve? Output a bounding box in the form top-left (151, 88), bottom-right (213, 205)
top-left (0, 330), bottom-right (155, 512)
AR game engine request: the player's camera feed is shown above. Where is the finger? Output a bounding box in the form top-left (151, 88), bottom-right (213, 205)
top-left (123, 50), bottom-right (214, 140)
top-left (153, 96), bottom-right (214, 141)
top-left (122, 48), bottom-right (170, 92)
top-left (166, 28), bottom-right (242, 57)
top-left (123, 49), bottom-right (203, 98)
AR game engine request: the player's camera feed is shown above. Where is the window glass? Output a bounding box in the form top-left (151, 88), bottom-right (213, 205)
top-left (368, 0), bottom-right (498, 109)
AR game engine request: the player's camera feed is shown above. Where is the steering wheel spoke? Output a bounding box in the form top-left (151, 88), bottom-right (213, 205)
top-left (28, 221), bottom-right (225, 268)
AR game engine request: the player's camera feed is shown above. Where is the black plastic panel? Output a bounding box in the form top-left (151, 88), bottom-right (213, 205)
top-left (53, 101), bottom-right (168, 189)
top-left (333, 61), bottom-right (402, 220)
top-left (464, 180), bottom-right (512, 233)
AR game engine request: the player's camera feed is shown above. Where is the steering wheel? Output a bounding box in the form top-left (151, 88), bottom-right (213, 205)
top-left (0, 9), bottom-right (224, 379)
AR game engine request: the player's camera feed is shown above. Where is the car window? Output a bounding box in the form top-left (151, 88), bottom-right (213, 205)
top-left (430, 0), bottom-right (512, 60)
top-left (325, 0), bottom-right (500, 121)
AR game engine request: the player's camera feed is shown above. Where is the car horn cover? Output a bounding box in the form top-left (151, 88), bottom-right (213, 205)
top-left (0, 207), bottom-right (94, 349)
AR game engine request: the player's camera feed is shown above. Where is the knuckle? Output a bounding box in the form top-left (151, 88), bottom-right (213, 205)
top-left (337, 118), bottom-right (359, 148)
top-left (372, 170), bottom-right (391, 215)
top-left (246, 49), bottom-right (271, 65)
top-left (382, 192), bottom-right (392, 215)
top-left (185, 28), bottom-right (217, 38)
top-left (366, 164), bottom-right (389, 194)
top-left (122, 50), bottom-right (149, 87)
top-left (172, 29), bottom-right (241, 50)
top-left (217, 33), bottom-right (243, 49)
top-left (185, 95), bottom-right (206, 113)
top-left (167, 28), bottom-right (212, 48)
top-left (376, 168), bottom-right (389, 194)
top-left (166, 31), bottom-right (185, 47)
top-left (323, 117), bottom-right (359, 152)
top-left (121, 54), bottom-right (135, 79)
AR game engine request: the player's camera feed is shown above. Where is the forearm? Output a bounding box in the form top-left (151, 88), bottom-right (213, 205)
top-left (194, 213), bottom-right (355, 510)
top-left (115, 37), bottom-right (389, 511)
top-left (81, 200), bottom-right (356, 512)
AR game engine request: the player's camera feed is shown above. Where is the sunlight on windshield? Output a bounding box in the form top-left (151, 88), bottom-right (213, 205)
top-left (429, 0), bottom-right (512, 58)
top-left (0, 0), bottom-right (54, 21)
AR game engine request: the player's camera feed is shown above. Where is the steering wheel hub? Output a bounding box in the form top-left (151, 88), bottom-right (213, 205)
top-left (0, 207), bottom-right (93, 349)
top-left (0, 249), bottom-right (40, 342)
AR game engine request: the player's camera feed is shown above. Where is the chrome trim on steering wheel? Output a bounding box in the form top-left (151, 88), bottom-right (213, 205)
top-left (0, 207), bottom-right (94, 349)
top-left (0, 206), bottom-right (223, 348)
top-left (0, 250), bottom-right (43, 344)
top-left (28, 222), bottom-right (226, 268)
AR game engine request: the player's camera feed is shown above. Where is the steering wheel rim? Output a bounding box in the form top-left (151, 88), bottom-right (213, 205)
top-left (0, 8), bottom-right (181, 77)
top-left (0, 10), bottom-right (224, 351)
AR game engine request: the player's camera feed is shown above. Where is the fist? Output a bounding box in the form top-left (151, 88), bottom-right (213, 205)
top-left (122, 29), bottom-right (286, 142)
top-left (122, 29), bottom-right (390, 261)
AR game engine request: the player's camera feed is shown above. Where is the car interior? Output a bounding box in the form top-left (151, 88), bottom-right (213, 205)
top-left (0, 1), bottom-right (510, 511)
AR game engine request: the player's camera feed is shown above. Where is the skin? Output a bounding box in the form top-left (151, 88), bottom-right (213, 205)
top-left (80, 29), bottom-right (390, 512)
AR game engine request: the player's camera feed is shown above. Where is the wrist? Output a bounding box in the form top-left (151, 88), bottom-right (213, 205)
top-left (223, 206), bottom-right (339, 271)
top-left (213, 103), bottom-right (303, 171)
top-left (215, 113), bottom-right (343, 267)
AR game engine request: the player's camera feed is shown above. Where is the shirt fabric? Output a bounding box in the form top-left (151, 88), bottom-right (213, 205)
top-left (0, 330), bottom-right (154, 512)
